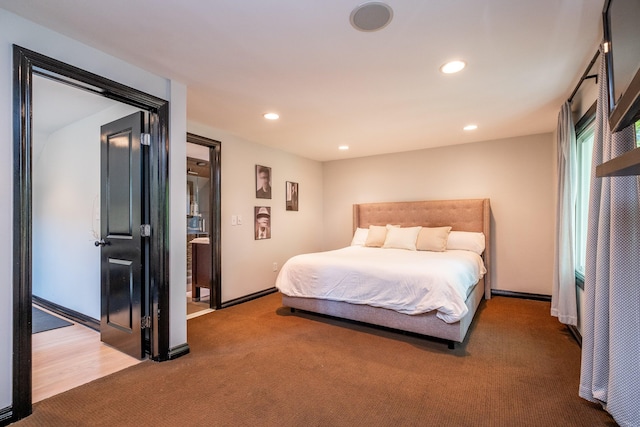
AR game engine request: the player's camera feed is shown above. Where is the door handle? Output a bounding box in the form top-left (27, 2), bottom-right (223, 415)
top-left (94, 239), bottom-right (110, 247)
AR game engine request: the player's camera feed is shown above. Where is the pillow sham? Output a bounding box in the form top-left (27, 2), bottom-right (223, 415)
top-left (364, 225), bottom-right (388, 247)
top-left (447, 231), bottom-right (485, 254)
top-left (416, 226), bottom-right (452, 252)
top-left (350, 227), bottom-right (369, 246)
top-left (382, 226), bottom-right (422, 251)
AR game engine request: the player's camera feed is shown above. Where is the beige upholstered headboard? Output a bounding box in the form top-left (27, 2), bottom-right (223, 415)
top-left (353, 199), bottom-right (491, 298)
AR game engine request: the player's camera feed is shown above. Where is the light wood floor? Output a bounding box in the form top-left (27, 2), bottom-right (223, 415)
top-left (32, 308), bottom-right (143, 403)
top-left (186, 291), bottom-right (214, 319)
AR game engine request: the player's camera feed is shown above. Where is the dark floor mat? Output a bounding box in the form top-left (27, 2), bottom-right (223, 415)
top-left (32, 306), bottom-right (73, 334)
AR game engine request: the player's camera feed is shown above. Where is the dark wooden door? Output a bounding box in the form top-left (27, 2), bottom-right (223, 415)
top-left (99, 111), bottom-right (147, 359)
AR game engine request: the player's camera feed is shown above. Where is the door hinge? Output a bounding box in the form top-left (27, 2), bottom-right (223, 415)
top-left (141, 133), bottom-right (151, 146)
top-left (141, 316), bottom-right (152, 329)
top-left (140, 224), bottom-right (151, 237)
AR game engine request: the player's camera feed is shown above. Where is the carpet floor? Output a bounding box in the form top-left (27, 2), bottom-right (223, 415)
top-left (16, 293), bottom-right (617, 426)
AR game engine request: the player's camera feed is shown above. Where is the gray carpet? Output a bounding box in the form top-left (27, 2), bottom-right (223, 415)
top-left (32, 306), bottom-right (73, 334)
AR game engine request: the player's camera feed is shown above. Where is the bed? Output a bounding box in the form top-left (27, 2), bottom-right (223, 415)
top-left (276, 198), bottom-right (491, 348)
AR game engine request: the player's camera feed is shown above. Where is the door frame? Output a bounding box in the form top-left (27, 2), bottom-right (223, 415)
top-left (187, 133), bottom-right (222, 309)
top-left (12, 45), bottom-right (171, 420)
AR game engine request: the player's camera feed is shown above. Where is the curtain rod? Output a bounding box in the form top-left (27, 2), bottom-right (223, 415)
top-left (568, 50), bottom-right (600, 103)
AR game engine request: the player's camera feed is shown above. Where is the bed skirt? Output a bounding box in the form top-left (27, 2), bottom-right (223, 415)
top-left (282, 277), bottom-right (484, 345)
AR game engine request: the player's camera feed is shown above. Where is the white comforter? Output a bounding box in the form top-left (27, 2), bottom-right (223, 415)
top-left (275, 246), bottom-right (486, 323)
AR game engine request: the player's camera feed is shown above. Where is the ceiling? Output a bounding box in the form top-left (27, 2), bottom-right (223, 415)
top-left (1, 1), bottom-right (604, 161)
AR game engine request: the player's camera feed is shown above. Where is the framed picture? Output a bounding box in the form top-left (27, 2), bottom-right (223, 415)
top-left (286, 181), bottom-right (298, 211)
top-left (255, 165), bottom-right (272, 199)
top-left (254, 206), bottom-right (271, 240)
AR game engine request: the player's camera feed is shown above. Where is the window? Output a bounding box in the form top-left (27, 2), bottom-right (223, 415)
top-left (574, 113), bottom-right (640, 280)
top-left (575, 118), bottom-right (595, 279)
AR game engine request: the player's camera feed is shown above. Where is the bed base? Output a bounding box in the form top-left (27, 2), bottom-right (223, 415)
top-left (282, 277), bottom-right (484, 349)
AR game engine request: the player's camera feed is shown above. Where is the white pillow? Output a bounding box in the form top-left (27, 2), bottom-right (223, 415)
top-left (447, 231), bottom-right (485, 255)
top-left (350, 227), bottom-right (369, 246)
top-left (382, 226), bottom-right (422, 251)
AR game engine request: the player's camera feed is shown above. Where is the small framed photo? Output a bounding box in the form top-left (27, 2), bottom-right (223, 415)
top-left (286, 181), bottom-right (298, 211)
top-left (255, 165), bottom-right (272, 199)
top-left (255, 206), bottom-right (271, 240)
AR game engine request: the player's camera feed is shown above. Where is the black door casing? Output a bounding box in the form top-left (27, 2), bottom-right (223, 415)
top-left (13, 45), bottom-right (174, 422)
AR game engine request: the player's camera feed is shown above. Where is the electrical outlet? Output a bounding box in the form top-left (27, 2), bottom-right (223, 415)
top-left (272, 262), bottom-right (278, 272)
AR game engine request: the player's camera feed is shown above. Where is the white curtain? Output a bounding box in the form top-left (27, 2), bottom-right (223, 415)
top-left (551, 101), bottom-right (577, 325)
top-left (579, 47), bottom-right (640, 427)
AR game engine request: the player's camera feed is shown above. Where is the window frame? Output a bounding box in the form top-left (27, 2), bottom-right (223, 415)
top-left (574, 102), bottom-right (597, 290)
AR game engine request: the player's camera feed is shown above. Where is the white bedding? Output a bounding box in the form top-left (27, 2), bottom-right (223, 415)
top-left (275, 246), bottom-right (487, 323)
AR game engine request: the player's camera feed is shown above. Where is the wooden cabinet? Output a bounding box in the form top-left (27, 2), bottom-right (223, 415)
top-left (191, 241), bottom-right (211, 301)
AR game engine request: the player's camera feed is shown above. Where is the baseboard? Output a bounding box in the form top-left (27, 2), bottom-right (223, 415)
top-left (167, 343), bottom-right (190, 360)
top-left (0, 405), bottom-right (13, 426)
top-left (220, 287), bottom-right (278, 309)
top-left (490, 290), bottom-right (551, 302)
top-left (567, 324), bottom-right (582, 346)
top-left (33, 295), bottom-right (100, 331)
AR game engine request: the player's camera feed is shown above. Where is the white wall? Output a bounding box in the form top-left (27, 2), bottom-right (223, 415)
top-left (0, 9), bottom-right (187, 409)
top-left (571, 54), bottom-right (600, 124)
top-left (187, 122), bottom-right (324, 302)
top-left (169, 80), bottom-right (188, 347)
top-left (322, 133), bottom-right (555, 296)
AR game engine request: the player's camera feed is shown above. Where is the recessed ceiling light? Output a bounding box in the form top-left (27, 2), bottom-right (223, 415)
top-left (440, 60), bottom-right (466, 74)
top-left (463, 124), bottom-right (478, 131)
top-left (338, 145), bottom-right (349, 150)
top-left (263, 113), bottom-right (279, 120)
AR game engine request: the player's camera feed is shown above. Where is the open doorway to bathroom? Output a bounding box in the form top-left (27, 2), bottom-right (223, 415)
top-left (186, 133), bottom-right (221, 319)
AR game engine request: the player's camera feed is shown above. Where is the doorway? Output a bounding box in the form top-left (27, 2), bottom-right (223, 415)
top-left (31, 74), bottom-right (145, 400)
top-left (185, 133), bottom-right (221, 318)
top-left (12, 45), bottom-right (171, 419)
top-left (32, 74), bottom-right (141, 330)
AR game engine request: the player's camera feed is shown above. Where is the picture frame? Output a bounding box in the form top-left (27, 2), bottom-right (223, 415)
top-left (286, 181), bottom-right (298, 211)
top-left (254, 206), bottom-right (271, 240)
top-left (255, 164), bottom-right (272, 199)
